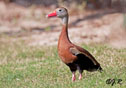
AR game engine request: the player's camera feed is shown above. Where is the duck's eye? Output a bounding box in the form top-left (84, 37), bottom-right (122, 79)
top-left (59, 9), bottom-right (62, 12)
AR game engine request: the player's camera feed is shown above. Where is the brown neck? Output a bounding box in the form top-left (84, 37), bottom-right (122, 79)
top-left (58, 16), bottom-right (71, 44)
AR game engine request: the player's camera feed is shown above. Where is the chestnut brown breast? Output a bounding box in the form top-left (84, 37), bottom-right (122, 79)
top-left (58, 25), bottom-right (77, 64)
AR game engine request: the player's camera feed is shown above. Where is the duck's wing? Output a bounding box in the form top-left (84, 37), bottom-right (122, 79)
top-left (69, 46), bottom-right (100, 66)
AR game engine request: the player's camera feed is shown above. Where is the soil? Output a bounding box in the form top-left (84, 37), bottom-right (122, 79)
top-left (0, 1), bottom-right (126, 48)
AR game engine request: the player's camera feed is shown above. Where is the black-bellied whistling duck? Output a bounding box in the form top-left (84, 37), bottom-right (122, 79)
top-left (47, 7), bottom-right (102, 81)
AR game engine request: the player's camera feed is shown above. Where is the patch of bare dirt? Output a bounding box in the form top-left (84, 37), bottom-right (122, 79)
top-left (0, 1), bottom-right (126, 48)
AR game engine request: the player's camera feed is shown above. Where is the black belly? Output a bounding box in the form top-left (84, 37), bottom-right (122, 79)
top-left (66, 54), bottom-right (102, 72)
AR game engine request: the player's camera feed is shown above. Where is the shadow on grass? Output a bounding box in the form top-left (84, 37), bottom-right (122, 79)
top-left (0, 25), bottom-right (57, 37)
top-left (70, 9), bottom-right (122, 26)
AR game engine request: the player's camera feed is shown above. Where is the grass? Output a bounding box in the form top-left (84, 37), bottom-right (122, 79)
top-left (0, 40), bottom-right (126, 88)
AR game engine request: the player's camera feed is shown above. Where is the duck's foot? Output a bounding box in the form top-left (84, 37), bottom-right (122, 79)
top-left (72, 72), bottom-right (76, 81)
top-left (79, 74), bottom-right (82, 80)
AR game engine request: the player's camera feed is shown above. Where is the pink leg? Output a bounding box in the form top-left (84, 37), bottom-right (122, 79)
top-left (72, 72), bottom-right (76, 81)
top-left (79, 74), bottom-right (82, 80)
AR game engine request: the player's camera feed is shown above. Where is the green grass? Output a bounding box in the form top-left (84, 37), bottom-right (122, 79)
top-left (0, 41), bottom-right (126, 88)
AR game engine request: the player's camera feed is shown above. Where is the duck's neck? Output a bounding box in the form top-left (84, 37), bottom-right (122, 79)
top-left (59, 16), bottom-right (71, 44)
top-left (62, 16), bottom-right (68, 25)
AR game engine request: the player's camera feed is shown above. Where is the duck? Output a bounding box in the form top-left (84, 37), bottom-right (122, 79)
top-left (46, 7), bottom-right (102, 81)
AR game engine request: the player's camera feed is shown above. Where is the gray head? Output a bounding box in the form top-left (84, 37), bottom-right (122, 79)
top-left (47, 7), bottom-right (68, 18)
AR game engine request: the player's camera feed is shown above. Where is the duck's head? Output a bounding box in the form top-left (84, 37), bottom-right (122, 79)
top-left (46, 7), bottom-right (68, 18)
